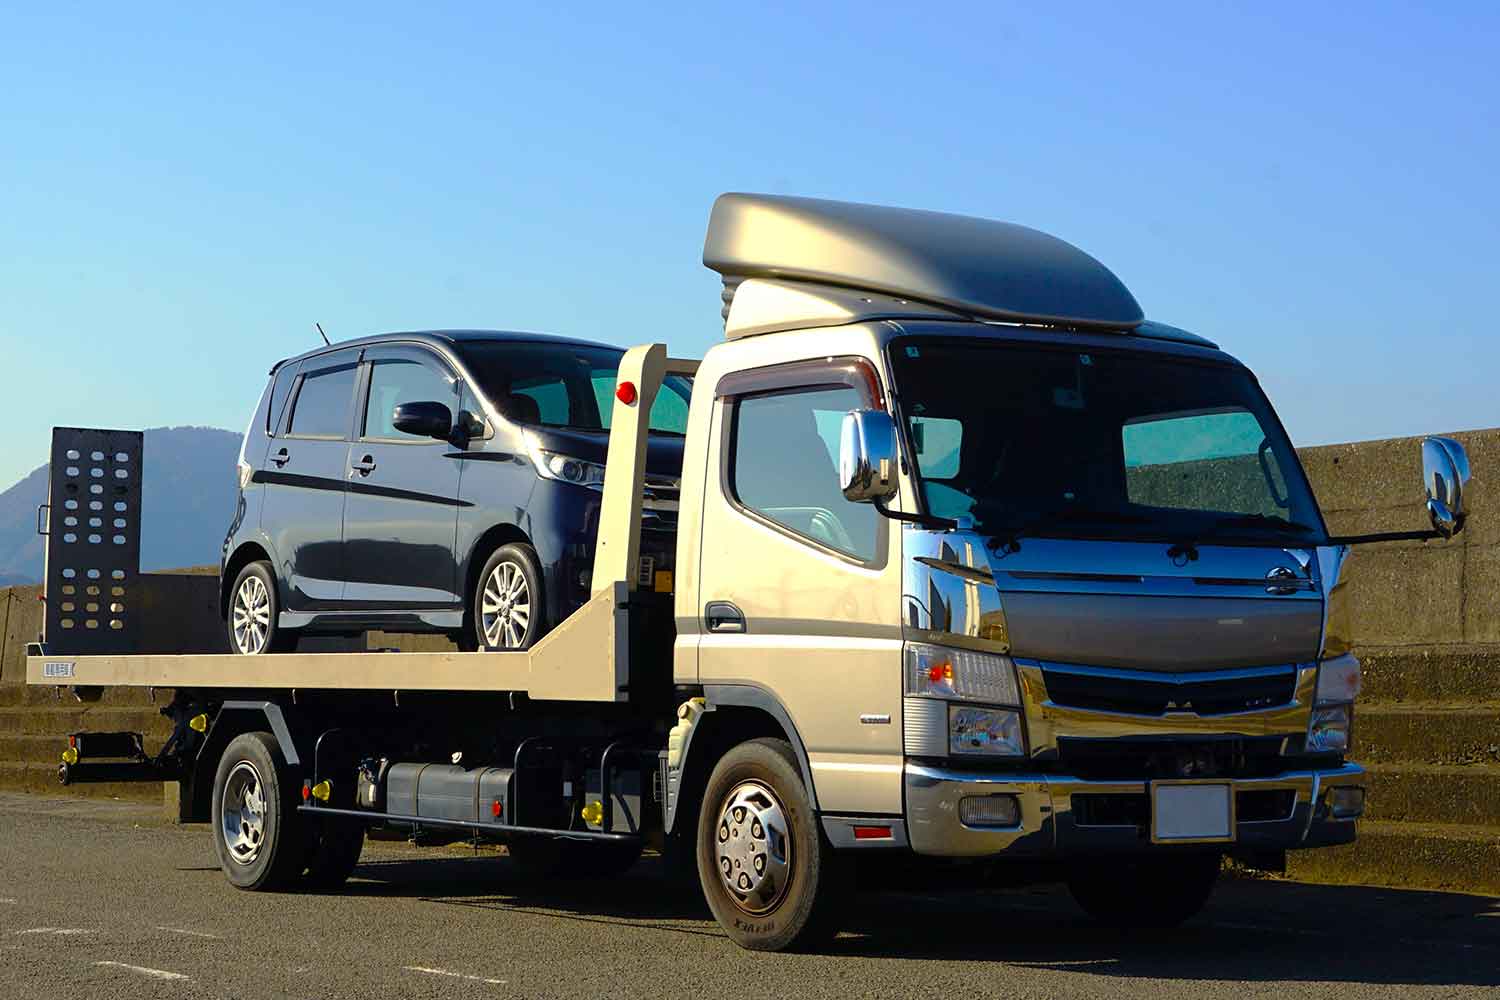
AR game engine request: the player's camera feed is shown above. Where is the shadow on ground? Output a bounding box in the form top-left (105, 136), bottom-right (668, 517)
top-left (337, 849), bottom-right (1500, 988)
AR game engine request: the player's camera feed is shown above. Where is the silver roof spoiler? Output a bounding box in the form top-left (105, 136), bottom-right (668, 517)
top-left (703, 193), bottom-right (1144, 338)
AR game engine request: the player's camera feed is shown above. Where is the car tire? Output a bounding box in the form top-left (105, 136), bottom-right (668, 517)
top-left (470, 543), bottom-right (545, 651)
top-left (211, 732), bottom-right (307, 891)
top-left (226, 561), bottom-right (298, 655)
top-left (696, 738), bottom-right (851, 952)
top-left (1066, 852), bottom-right (1222, 927)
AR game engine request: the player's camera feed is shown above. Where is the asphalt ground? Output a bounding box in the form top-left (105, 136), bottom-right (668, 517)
top-left (0, 793), bottom-right (1496, 999)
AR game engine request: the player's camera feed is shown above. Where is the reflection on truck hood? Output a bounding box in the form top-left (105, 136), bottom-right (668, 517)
top-left (522, 425), bottom-right (684, 480)
top-left (903, 529), bottom-right (1326, 671)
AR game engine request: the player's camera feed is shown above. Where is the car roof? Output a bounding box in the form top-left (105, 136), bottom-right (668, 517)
top-left (272, 329), bottom-right (622, 372)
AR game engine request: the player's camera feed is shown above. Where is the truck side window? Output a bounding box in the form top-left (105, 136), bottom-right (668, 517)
top-left (729, 386), bottom-right (878, 561)
top-left (287, 365), bottom-right (358, 440)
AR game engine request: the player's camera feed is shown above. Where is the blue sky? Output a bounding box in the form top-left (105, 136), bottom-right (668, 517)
top-left (2, 3), bottom-right (1496, 488)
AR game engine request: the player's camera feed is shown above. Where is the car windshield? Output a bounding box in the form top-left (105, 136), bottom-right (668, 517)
top-left (455, 341), bottom-right (692, 435)
top-left (888, 337), bottom-right (1327, 546)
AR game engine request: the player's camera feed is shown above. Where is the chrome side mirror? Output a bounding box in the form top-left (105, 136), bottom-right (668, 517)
top-left (839, 409), bottom-right (898, 503)
top-left (1422, 436), bottom-right (1471, 537)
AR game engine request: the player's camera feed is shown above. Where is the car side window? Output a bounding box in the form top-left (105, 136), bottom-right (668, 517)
top-left (729, 385), bottom-right (878, 561)
top-left (266, 365), bottom-right (297, 436)
top-left (364, 358), bottom-right (458, 440)
top-left (287, 365), bottom-right (358, 439)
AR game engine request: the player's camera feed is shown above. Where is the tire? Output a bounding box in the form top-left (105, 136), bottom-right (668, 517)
top-left (507, 838), bottom-right (643, 879)
top-left (226, 561), bottom-right (298, 655)
top-left (1067, 852), bottom-right (1222, 928)
top-left (696, 738), bottom-right (850, 952)
top-left (211, 732), bottom-right (307, 890)
top-left (303, 816), bottom-right (365, 891)
top-left (469, 543), bottom-right (545, 651)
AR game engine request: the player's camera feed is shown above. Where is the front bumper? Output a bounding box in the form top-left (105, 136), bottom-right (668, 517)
top-left (904, 760), bottom-right (1364, 857)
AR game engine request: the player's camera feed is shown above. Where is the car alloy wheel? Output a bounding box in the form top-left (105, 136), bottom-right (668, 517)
top-left (231, 574), bottom-right (272, 654)
top-left (481, 559), bottom-right (532, 649)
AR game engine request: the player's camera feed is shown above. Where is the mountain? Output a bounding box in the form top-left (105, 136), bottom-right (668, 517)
top-left (0, 426), bottom-right (241, 584)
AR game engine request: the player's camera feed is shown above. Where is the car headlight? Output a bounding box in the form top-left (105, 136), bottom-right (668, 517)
top-left (1307, 704), bottom-right (1352, 753)
top-left (905, 642), bottom-right (1020, 704)
top-left (525, 433), bottom-right (605, 489)
top-left (949, 705), bottom-right (1025, 757)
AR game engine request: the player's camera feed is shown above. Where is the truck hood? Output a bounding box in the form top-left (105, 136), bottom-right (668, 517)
top-left (903, 529), bottom-right (1327, 671)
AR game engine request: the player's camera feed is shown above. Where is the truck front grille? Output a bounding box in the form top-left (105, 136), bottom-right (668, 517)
top-left (1042, 663), bottom-right (1298, 717)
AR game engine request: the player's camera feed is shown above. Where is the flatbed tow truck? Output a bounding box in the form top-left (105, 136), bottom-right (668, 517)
top-left (26, 194), bottom-right (1473, 951)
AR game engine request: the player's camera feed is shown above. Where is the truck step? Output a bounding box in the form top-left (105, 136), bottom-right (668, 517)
top-left (1354, 704), bottom-right (1500, 765)
top-left (1363, 762), bottom-right (1500, 827)
top-left (1286, 819), bottom-right (1500, 896)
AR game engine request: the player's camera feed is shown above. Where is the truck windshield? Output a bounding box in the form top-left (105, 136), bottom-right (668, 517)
top-left (456, 341), bottom-right (692, 435)
top-left (889, 337), bottom-right (1327, 546)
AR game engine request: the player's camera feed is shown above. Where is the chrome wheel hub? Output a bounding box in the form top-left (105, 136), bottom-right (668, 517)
top-left (715, 780), bottom-right (792, 914)
top-left (231, 575), bottom-right (271, 654)
top-left (220, 761), bottom-right (267, 866)
top-left (481, 561), bottom-right (531, 648)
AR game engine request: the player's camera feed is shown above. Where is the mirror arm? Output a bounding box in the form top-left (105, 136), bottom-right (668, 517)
top-left (873, 499), bottom-right (957, 531)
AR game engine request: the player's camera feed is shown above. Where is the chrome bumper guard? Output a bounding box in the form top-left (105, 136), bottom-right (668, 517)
top-left (904, 760), bottom-right (1365, 858)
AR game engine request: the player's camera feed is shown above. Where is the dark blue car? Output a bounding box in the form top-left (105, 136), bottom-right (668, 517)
top-left (220, 330), bottom-right (689, 654)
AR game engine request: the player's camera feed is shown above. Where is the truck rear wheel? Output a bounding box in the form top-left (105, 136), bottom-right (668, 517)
top-left (1067, 852), bottom-right (1222, 927)
top-left (303, 815), bottom-right (365, 890)
top-left (211, 732), bottom-right (306, 890)
top-left (696, 738), bottom-right (849, 951)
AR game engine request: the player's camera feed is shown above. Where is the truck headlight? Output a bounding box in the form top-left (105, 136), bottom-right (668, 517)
top-left (949, 705), bottom-right (1025, 757)
top-left (1307, 704), bottom-right (1352, 753)
top-left (905, 642), bottom-right (1020, 704)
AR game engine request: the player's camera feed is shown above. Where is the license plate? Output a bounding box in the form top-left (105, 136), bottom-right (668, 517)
top-left (1151, 781), bottom-right (1234, 843)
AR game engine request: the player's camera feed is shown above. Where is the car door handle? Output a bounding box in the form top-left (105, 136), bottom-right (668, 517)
top-left (350, 455), bottom-right (377, 476)
top-left (270, 448), bottom-right (290, 467)
top-left (705, 601), bottom-right (746, 634)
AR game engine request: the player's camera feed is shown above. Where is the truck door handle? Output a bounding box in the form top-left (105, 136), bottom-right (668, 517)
top-left (270, 448), bottom-right (290, 467)
top-left (350, 455), bottom-right (377, 476)
top-left (705, 601), bottom-right (745, 634)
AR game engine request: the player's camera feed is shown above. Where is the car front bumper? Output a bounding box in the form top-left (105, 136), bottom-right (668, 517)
top-left (904, 760), bottom-right (1364, 857)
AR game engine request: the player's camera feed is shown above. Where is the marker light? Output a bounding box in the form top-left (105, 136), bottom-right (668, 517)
top-left (61, 746), bottom-right (79, 765)
top-left (188, 713), bottom-right (209, 733)
top-left (310, 780), bottom-right (332, 802)
top-left (301, 782), bottom-right (311, 802)
top-left (581, 800), bottom-right (604, 826)
top-left (616, 381), bottom-right (638, 405)
top-left (491, 798), bottom-right (503, 819)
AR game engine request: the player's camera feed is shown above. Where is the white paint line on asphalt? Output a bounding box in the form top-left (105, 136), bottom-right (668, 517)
top-left (155, 926), bottom-right (222, 940)
top-left (14, 928), bottom-right (93, 936)
top-left (94, 961), bottom-right (191, 982)
top-left (405, 965), bottom-right (507, 986)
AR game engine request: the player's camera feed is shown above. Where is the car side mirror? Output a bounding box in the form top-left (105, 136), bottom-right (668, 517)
top-left (839, 409), bottom-right (898, 503)
top-left (392, 401), bottom-right (453, 440)
top-left (1422, 436), bottom-right (1471, 537)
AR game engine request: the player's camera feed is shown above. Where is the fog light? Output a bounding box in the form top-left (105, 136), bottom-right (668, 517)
top-left (959, 794), bottom-right (1021, 828)
top-left (1328, 786), bottom-right (1365, 820)
top-left (1307, 704), bottom-right (1351, 753)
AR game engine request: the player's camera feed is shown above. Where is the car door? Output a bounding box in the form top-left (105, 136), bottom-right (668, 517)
top-left (341, 345), bottom-right (464, 610)
top-left (259, 349), bottom-right (360, 612)
top-left (696, 358), bottom-right (906, 816)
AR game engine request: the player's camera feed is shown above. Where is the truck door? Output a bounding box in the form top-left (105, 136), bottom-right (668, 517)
top-left (341, 345), bottom-right (465, 610)
top-left (259, 349), bottom-right (360, 611)
top-left (696, 358), bottom-right (905, 816)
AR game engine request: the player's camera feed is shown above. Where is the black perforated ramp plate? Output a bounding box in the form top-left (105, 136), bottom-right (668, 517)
top-left (42, 428), bottom-right (144, 654)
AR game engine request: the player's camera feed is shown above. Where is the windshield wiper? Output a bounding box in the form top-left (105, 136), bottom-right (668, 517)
top-left (1207, 513), bottom-right (1318, 538)
top-left (983, 508), bottom-right (1151, 553)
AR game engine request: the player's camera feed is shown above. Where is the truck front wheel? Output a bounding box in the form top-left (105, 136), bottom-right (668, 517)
top-left (211, 732), bottom-right (307, 890)
top-left (696, 738), bottom-right (849, 951)
top-left (1066, 852), bottom-right (1221, 927)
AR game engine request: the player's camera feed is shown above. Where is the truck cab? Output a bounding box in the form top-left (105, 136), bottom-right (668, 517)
top-left (663, 193), bottom-right (1472, 943)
